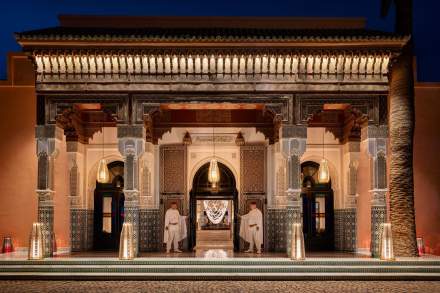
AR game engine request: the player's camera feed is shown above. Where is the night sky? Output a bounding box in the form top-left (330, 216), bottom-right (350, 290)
top-left (1, 0), bottom-right (439, 81)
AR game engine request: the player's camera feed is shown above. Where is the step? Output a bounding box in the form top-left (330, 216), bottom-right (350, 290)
top-left (0, 258), bottom-right (439, 280)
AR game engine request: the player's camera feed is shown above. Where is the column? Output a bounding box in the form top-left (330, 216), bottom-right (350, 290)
top-left (35, 125), bottom-right (63, 257)
top-left (281, 125), bottom-right (307, 256)
top-left (138, 142), bottom-right (161, 252)
top-left (66, 141), bottom-right (87, 252)
top-left (117, 125), bottom-right (145, 255)
top-left (365, 125), bottom-right (388, 257)
top-left (343, 141), bottom-right (359, 252)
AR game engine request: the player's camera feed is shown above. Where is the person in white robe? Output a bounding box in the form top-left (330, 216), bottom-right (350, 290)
top-left (163, 202), bottom-right (187, 253)
top-left (239, 202), bottom-right (263, 253)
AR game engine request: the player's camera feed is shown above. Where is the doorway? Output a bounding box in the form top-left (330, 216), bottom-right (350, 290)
top-left (93, 161), bottom-right (125, 250)
top-left (189, 162), bottom-right (239, 251)
top-left (301, 161), bottom-right (335, 251)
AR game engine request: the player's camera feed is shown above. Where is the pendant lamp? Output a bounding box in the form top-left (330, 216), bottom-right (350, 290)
top-left (208, 128), bottom-right (220, 188)
top-left (97, 126), bottom-right (109, 183)
top-left (318, 129), bottom-right (330, 183)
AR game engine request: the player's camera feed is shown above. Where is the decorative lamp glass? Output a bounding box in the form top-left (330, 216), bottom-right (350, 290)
top-left (97, 158), bottom-right (110, 183)
top-left (318, 159), bottom-right (330, 184)
top-left (208, 158), bottom-right (220, 188)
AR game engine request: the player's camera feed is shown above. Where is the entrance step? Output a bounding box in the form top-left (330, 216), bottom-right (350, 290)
top-left (196, 230), bottom-right (233, 249)
top-left (0, 258), bottom-right (439, 280)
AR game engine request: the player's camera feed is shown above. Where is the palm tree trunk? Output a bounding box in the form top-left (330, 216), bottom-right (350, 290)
top-left (389, 50), bottom-right (418, 257)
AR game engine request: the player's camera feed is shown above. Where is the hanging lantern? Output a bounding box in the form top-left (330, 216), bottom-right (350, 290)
top-left (97, 158), bottom-right (110, 183)
top-left (290, 223), bottom-right (305, 260)
top-left (28, 222), bottom-right (44, 260)
top-left (208, 158), bottom-right (220, 188)
top-left (318, 158), bottom-right (330, 183)
top-left (380, 223), bottom-right (395, 261)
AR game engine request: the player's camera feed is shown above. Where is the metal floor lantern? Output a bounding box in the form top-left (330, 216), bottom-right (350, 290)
top-left (290, 223), bottom-right (305, 260)
top-left (380, 223), bottom-right (395, 261)
top-left (119, 222), bottom-right (135, 260)
top-left (28, 222), bottom-right (44, 260)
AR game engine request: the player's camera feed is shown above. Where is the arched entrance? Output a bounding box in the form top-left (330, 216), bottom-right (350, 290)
top-left (301, 161), bottom-right (335, 251)
top-left (189, 162), bottom-right (239, 251)
top-left (93, 161), bottom-right (125, 250)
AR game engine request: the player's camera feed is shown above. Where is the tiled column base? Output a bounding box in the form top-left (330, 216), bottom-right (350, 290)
top-left (124, 200), bottom-right (140, 255)
top-left (267, 208), bottom-right (287, 252)
top-left (371, 205), bottom-right (387, 257)
top-left (139, 209), bottom-right (161, 252)
top-left (334, 209), bottom-right (357, 252)
top-left (70, 209), bottom-right (94, 251)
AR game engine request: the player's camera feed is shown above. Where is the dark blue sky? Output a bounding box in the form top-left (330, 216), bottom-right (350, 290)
top-left (1, 0), bottom-right (439, 81)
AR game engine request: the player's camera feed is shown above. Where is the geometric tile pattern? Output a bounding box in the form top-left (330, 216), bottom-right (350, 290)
top-left (335, 209), bottom-right (357, 252)
top-left (371, 206), bottom-right (387, 257)
top-left (267, 208), bottom-right (287, 252)
top-left (38, 205), bottom-right (54, 257)
top-left (139, 209), bottom-right (161, 252)
top-left (70, 209), bottom-right (93, 252)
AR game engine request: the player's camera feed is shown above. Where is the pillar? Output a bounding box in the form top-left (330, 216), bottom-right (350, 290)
top-left (66, 141), bottom-right (88, 251)
top-left (365, 125), bottom-right (388, 257)
top-left (117, 125), bottom-right (145, 255)
top-left (35, 125), bottom-right (63, 257)
top-left (281, 125), bottom-right (307, 256)
top-left (342, 141), bottom-right (359, 252)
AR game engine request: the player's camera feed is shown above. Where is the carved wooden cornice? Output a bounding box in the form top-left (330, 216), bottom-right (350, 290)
top-left (31, 50), bottom-right (392, 85)
top-left (55, 106), bottom-right (115, 144)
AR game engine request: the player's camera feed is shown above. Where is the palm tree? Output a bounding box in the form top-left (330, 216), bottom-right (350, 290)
top-left (381, 0), bottom-right (418, 257)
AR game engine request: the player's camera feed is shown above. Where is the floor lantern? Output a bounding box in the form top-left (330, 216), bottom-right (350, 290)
top-left (28, 223), bottom-right (44, 260)
top-left (119, 222), bottom-right (135, 260)
top-left (290, 223), bottom-right (305, 260)
top-left (380, 223), bottom-right (395, 261)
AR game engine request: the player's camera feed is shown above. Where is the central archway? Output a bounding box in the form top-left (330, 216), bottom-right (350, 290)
top-left (189, 161), bottom-right (239, 251)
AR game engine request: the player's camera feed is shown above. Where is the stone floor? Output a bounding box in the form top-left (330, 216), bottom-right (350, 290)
top-left (0, 281), bottom-right (439, 293)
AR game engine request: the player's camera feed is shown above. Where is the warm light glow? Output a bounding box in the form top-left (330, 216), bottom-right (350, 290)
top-left (208, 158), bottom-right (220, 188)
top-left (97, 158), bottom-right (110, 183)
top-left (318, 159), bottom-right (330, 183)
top-left (28, 222), bottom-right (44, 260)
top-left (290, 223), bottom-right (305, 260)
top-left (119, 222), bottom-right (135, 260)
top-left (380, 223), bottom-right (395, 261)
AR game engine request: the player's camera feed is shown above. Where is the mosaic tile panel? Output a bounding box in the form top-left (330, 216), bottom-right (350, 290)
top-left (371, 206), bottom-right (387, 257)
top-left (38, 205), bottom-right (54, 257)
top-left (139, 209), bottom-right (161, 252)
top-left (86, 210), bottom-right (94, 250)
top-left (267, 208), bottom-right (287, 252)
top-left (334, 209), bottom-right (357, 252)
top-left (70, 209), bottom-right (87, 252)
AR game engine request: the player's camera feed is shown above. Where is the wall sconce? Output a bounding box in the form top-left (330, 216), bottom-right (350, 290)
top-left (119, 222), bottom-right (135, 260)
top-left (290, 223), bottom-right (305, 260)
top-left (380, 223), bottom-right (395, 261)
top-left (28, 223), bottom-right (44, 260)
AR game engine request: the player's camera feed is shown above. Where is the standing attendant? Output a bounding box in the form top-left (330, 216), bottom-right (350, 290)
top-left (163, 202), bottom-right (187, 253)
top-left (239, 202), bottom-right (263, 254)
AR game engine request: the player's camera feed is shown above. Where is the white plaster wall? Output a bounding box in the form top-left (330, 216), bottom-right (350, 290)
top-left (302, 128), bottom-right (344, 209)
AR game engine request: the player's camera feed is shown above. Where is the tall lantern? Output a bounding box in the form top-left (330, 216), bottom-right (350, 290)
top-left (208, 128), bottom-right (220, 188)
top-left (318, 130), bottom-right (330, 183)
top-left (96, 125), bottom-right (109, 183)
top-left (28, 222), bottom-right (44, 260)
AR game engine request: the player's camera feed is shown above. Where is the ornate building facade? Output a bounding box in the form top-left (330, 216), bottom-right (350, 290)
top-left (1, 15), bottom-right (434, 257)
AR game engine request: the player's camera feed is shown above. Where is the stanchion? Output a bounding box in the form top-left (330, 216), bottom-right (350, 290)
top-left (119, 222), bottom-right (135, 260)
top-left (290, 223), bottom-right (305, 260)
top-left (28, 223), bottom-right (44, 260)
top-left (380, 223), bottom-right (395, 261)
